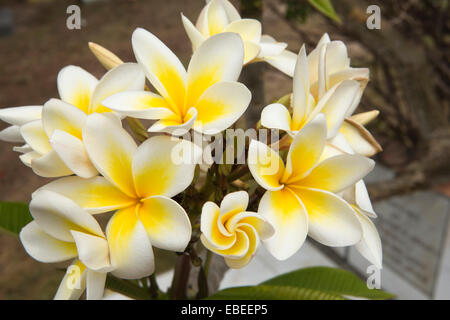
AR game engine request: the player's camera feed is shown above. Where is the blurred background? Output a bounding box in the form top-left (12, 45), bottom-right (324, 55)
top-left (0, 0), bottom-right (448, 299)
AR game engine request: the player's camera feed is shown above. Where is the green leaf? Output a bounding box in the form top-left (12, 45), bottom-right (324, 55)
top-left (0, 201), bottom-right (32, 235)
top-left (262, 266), bottom-right (394, 300)
top-left (105, 275), bottom-right (152, 300)
top-left (207, 285), bottom-right (345, 300)
top-left (308, 0), bottom-right (341, 23)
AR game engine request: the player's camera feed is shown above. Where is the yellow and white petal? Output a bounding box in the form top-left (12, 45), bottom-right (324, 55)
top-left (291, 187), bottom-right (362, 246)
top-left (50, 130), bottom-right (98, 179)
top-left (340, 118), bottom-right (382, 157)
top-left (132, 28), bottom-right (187, 112)
top-left (86, 270), bottom-right (107, 300)
top-left (193, 81), bottom-right (251, 134)
top-left (38, 176), bottom-right (136, 214)
top-left (224, 18), bottom-right (261, 43)
top-left (263, 50), bottom-right (297, 77)
top-left (83, 113), bottom-right (137, 197)
top-left (102, 91), bottom-right (174, 120)
top-left (0, 106), bottom-right (42, 126)
top-left (206, 0), bottom-right (230, 35)
top-left (342, 180), bottom-right (376, 218)
top-left (225, 211), bottom-right (275, 240)
top-left (282, 114), bottom-right (327, 184)
top-left (311, 80), bottom-right (361, 139)
top-left (30, 190), bottom-right (104, 242)
top-left (132, 135), bottom-right (200, 198)
top-left (296, 154), bottom-right (375, 193)
top-left (57, 66), bottom-right (98, 113)
top-left (200, 201), bottom-right (236, 250)
top-left (242, 41), bottom-right (261, 64)
top-left (0, 125), bottom-right (24, 143)
top-left (220, 0), bottom-right (241, 21)
top-left (292, 45), bottom-right (310, 125)
top-left (19, 151), bottom-right (40, 167)
top-left (220, 191), bottom-right (249, 216)
top-left (107, 206), bottom-right (155, 279)
top-left (259, 189), bottom-right (308, 260)
top-left (186, 33), bottom-right (244, 109)
top-left (354, 208), bottom-right (382, 269)
top-left (148, 108), bottom-right (197, 136)
top-left (248, 139), bottom-right (285, 191)
top-left (307, 33), bottom-right (330, 85)
top-left (89, 63), bottom-right (146, 114)
top-left (260, 103), bottom-right (292, 132)
top-left (138, 196), bottom-right (191, 252)
top-left (181, 13), bottom-right (205, 51)
top-left (225, 224), bottom-right (259, 268)
top-left (20, 221), bottom-right (77, 263)
top-left (71, 231), bottom-right (111, 272)
top-left (31, 150), bottom-right (73, 178)
top-left (325, 41), bottom-right (350, 76)
top-left (54, 259), bottom-right (87, 300)
top-left (20, 120), bottom-right (51, 155)
top-left (201, 228), bottom-right (249, 259)
top-left (196, 5), bottom-right (210, 36)
top-left (42, 98), bottom-right (86, 140)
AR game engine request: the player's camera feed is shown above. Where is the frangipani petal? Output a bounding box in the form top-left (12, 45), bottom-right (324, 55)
top-left (86, 270), bottom-right (107, 300)
top-left (139, 196), bottom-right (191, 252)
top-left (132, 28), bottom-right (187, 112)
top-left (20, 221), bottom-right (77, 263)
top-left (0, 125), bottom-right (24, 143)
top-left (220, 190), bottom-right (249, 217)
top-left (42, 99), bottom-right (86, 140)
top-left (295, 154), bottom-right (375, 193)
top-left (262, 50), bottom-right (297, 77)
top-left (19, 151), bottom-right (40, 167)
top-left (248, 139), bottom-right (285, 191)
top-left (259, 35), bottom-right (287, 57)
top-left (147, 108), bottom-right (197, 136)
top-left (20, 120), bottom-right (51, 155)
top-left (83, 113), bottom-right (137, 197)
top-left (30, 190), bottom-right (104, 242)
top-left (102, 91), bottom-right (173, 120)
top-left (292, 45), bottom-right (310, 125)
top-left (186, 33), bottom-right (244, 109)
top-left (225, 224), bottom-right (259, 268)
top-left (181, 13), bottom-right (205, 51)
top-left (0, 106), bottom-right (42, 126)
top-left (132, 135), bottom-right (201, 198)
top-left (260, 103), bottom-right (292, 132)
top-left (354, 208), bottom-right (382, 269)
top-left (201, 229), bottom-right (249, 259)
top-left (38, 176), bottom-right (136, 214)
top-left (54, 260), bottom-right (87, 300)
top-left (223, 19), bottom-right (261, 43)
top-left (282, 114), bottom-right (327, 183)
top-left (57, 66), bottom-right (98, 113)
top-left (89, 63), bottom-right (146, 114)
top-left (340, 118), bottom-right (382, 157)
top-left (201, 202), bottom-right (236, 250)
top-left (207, 0), bottom-right (230, 35)
top-left (291, 187), bottom-right (362, 246)
top-left (50, 130), bottom-right (98, 179)
top-left (71, 231), bottom-right (111, 272)
top-left (106, 206), bottom-right (155, 279)
top-left (193, 81), bottom-right (250, 134)
top-left (259, 188), bottom-right (308, 260)
top-left (31, 150), bottom-right (73, 178)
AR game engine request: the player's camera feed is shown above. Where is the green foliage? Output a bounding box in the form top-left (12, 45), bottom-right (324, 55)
top-left (208, 266), bottom-right (394, 300)
top-left (307, 0), bottom-right (341, 23)
top-left (105, 275), bottom-right (152, 300)
top-left (0, 201), bottom-right (32, 235)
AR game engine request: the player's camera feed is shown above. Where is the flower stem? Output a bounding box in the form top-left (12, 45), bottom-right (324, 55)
top-left (169, 253), bottom-right (191, 300)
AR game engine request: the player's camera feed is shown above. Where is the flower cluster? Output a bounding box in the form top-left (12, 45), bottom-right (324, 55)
top-left (0, 0), bottom-right (382, 300)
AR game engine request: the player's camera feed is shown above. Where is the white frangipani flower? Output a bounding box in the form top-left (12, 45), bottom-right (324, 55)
top-left (248, 114), bottom-right (375, 260)
top-left (200, 191), bottom-right (275, 268)
top-left (20, 190), bottom-right (113, 300)
top-left (181, 0), bottom-right (296, 75)
top-left (103, 28), bottom-right (250, 136)
top-left (0, 106), bottom-right (42, 143)
top-left (15, 63), bottom-right (145, 178)
top-left (37, 113), bottom-right (201, 279)
top-left (261, 45), bottom-right (362, 140)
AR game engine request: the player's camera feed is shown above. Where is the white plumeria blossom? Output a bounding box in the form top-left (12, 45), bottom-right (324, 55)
top-left (20, 190), bottom-right (113, 300)
top-left (261, 44), bottom-right (363, 140)
top-left (36, 113), bottom-right (201, 279)
top-left (248, 114), bottom-right (375, 260)
top-left (102, 27), bottom-right (250, 136)
top-left (200, 191), bottom-right (275, 268)
top-left (0, 106), bottom-right (42, 143)
top-left (1, 63), bottom-right (145, 178)
top-left (181, 0), bottom-right (296, 75)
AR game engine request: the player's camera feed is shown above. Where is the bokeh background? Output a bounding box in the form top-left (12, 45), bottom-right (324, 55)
top-left (0, 0), bottom-right (448, 299)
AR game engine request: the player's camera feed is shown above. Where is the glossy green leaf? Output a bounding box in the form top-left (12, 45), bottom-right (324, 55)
top-left (105, 275), bottom-right (152, 300)
top-left (262, 266), bottom-right (394, 300)
top-left (308, 0), bottom-right (341, 23)
top-left (0, 201), bottom-right (32, 235)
